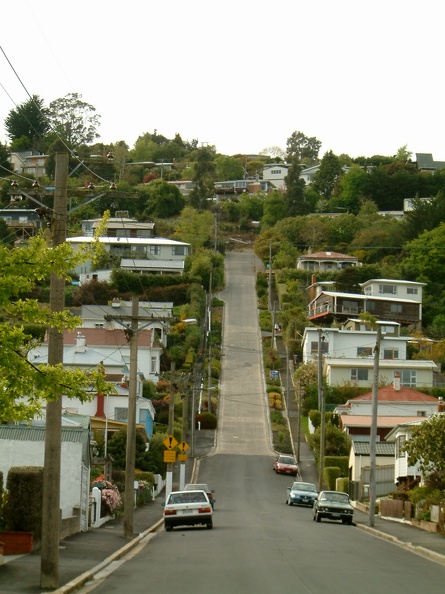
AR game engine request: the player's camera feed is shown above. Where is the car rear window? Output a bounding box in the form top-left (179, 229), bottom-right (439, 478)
top-left (168, 492), bottom-right (207, 504)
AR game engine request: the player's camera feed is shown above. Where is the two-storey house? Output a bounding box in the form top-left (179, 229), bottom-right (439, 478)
top-left (297, 250), bottom-right (360, 272)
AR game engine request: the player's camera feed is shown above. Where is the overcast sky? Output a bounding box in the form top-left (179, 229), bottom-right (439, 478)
top-left (1, 0), bottom-right (443, 161)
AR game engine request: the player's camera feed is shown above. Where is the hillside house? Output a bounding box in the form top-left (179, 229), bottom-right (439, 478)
top-left (297, 250), bottom-right (360, 272)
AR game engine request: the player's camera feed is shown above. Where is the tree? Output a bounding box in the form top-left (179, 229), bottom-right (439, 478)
top-left (259, 146), bottom-right (286, 160)
top-left (395, 144), bottom-right (412, 163)
top-left (286, 131), bottom-right (321, 164)
top-left (106, 427), bottom-right (152, 471)
top-left (0, 140), bottom-right (10, 171)
top-left (336, 165), bottom-right (368, 214)
top-left (174, 206), bottom-right (214, 250)
top-left (260, 191), bottom-right (287, 229)
top-left (312, 150), bottom-right (342, 200)
top-left (5, 95), bottom-right (50, 151)
top-left (214, 155), bottom-right (245, 181)
top-left (284, 158), bottom-right (309, 216)
top-left (189, 146), bottom-right (216, 209)
top-left (143, 178), bottom-right (185, 218)
top-left (401, 222), bottom-right (445, 284)
top-left (403, 192), bottom-right (445, 242)
top-left (0, 236), bottom-right (110, 422)
top-left (404, 415), bottom-right (445, 477)
top-left (47, 93), bottom-right (100, 147)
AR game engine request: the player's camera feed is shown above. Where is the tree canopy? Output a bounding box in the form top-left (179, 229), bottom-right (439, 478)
top-left (47, 92), bottom-right (100, 148)
top-left (403, 415), bottom-right (445, 476)
top-left (5, 95), bottom-right (50, 151)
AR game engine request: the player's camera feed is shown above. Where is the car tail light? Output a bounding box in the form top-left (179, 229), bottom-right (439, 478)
top-left (164, 509), bottom-right (177, 516)
top-left (198, 506), bottom-right (212, 513)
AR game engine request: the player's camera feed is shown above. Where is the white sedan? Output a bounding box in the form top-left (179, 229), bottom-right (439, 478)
top-left (163, 490), bottom-right (213, 531)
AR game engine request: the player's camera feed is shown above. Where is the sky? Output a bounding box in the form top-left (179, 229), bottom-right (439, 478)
top-left (1, 0), bottom-right (444, 161)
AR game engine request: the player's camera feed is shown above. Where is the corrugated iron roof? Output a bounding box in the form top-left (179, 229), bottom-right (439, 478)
top-left (352, 441), bottom-right (395, 456)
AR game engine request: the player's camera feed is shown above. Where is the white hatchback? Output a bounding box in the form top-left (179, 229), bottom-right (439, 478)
top-left (163, 490), bottom-right (213, 532)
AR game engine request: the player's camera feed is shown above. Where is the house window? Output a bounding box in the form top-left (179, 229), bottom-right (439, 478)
top-left (390, 303), bottom-right (402, 313)
top-left (417, 410), bottom-right (426, 417)
top-left (172, 245), bottom-right (186, 256)
top-left (398, 369), bottom-right (416, 387)
top-left (407, 287), bottom-right (418, 295)
top-left (366, 300), bottom-right (376, 311)
top-left (115, 407), bottom-right (128, 422)
top-left (151, 356), bottom-right (157, 373)
top-left (379, 284), bottom-right (397, 295)
top-left (383, 348), bottom-right (399, 359)
top-left (342, 300), bottom-right (359, 314)
top-left (149, 245), bottom-right (161, 255)
top-left (351, 368), bottom-right (369, 381)
top-left (310, 341), bottom-right (329, 355)
top-left (396, 435), bottom-right (406, 458)
top-left (357, 347), bottom-right (373, 357)
top-left (271, 169), bottom-right (281, 175)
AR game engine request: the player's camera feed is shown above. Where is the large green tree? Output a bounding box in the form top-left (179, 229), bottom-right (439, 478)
top-left (404, 415), bottom-right (445, 476)
top-left (312, 150), bottom-right (342, 200)
top-left (5, 95), bottom-right (50, 151)
top-left (189, 146), bottom-right (216, 209)
top-left (214, 155), bottom-right (245, 181)
top-left (174, 206), bottom-right (215, 250)
top-left (0, 236), bottom-right (110, 422)
top-left (143, 178), bottom-right (185, 218)
top-left (286, 131), bottom-right (321, 164)
top-left (403, 192), bottom-right (445, 242)
top-left (284, 158), bottom-right (309, 216)
top-left (47, 92), bottom-right (100, 147)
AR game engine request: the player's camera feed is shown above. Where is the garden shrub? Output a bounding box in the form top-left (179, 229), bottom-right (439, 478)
top-left (336, 477), bottom-right (350, 493)
top-left (324, 456), bottom-right (349, 477)
top-left (323, 466), bottom-right (342, 490)
top-left (196, 412), bottom-right (217, 429)
top-left (4, 466), bottom-right (44, 538)
top-left (266, 385), bottom-right (282, 394)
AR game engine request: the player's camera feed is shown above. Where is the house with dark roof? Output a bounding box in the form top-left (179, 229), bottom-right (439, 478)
top-left (348, 441), bottom-right (396, 501)
top-left (297, 250), bottom-right (360, 272)
top-left (415, 153), bottom-right (445, 172)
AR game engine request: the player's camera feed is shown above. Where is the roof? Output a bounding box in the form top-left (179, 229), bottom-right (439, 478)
top-left (67, 236), bottom-right (189, 246)
top-left (341, 415), bottom-right (422, 428)
top-left (347, 385), bottom-right (438, 403)
top-left (310, 290), bottom-right (420, 305)
top-left (62, 328), bottom-right (152, 347)
top-left (80, 303), bottom-right (173, 320)
top-left (299, 251), bottom-right (358, 261)
top-left (351, 441), bottom-right (395, 456)
top-left (360, 278), bottom-right (426, 288)
top-left (324, 357), bottom-right (438, 371)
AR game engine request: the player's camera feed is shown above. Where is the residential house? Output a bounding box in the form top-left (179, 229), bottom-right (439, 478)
top-left (66, 235), bottom-right (190, 276)
top-left (337, 383), bottom-right (439, 442)
top-left (0, 207), bottom-right (43, 241)
top-left (0, 415), bottom-right (91, 534)
top-left (79, 301), bottom-right (172, 347)
top-left (308, 278), bottom-right (425, 330)
top-left (262, 163), bottom-right (289, 190)
top-left (9, 150), bottom-right (48, 178)
top-left (348, 441), bottom-right (396, 501)
top-left (415, 153), bottom-right (445, 172)
top-left (297, 250), bottom-right (360, 272)
top-left (80, 213), bottom-right (155, 238)
top-left (27, 327), bottom-right (161, 436)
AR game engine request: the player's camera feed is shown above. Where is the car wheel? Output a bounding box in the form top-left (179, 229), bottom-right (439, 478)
top-left (316, 513), bottom-right (321, 523)
top-left (206, 520), bottom-right (213, 529)
top-left (164, 523), bottom-right (173, 532)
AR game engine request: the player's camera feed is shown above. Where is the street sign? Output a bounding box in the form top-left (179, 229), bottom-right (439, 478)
top-left (270, 370), bottom-right (279, 379)
top-left (163, 435), bottom-right (178, 450)
top-left (163, 450), bottom-right (176, 463)
top-left (178, 453), bottom-right (188, 462)
top-left (178, 441), bottom-right (189, 453)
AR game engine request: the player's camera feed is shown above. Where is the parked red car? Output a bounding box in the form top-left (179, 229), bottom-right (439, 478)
top-left (273, 454), bottom-right (299, 476)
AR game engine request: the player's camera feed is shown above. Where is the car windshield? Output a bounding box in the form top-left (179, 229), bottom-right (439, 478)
top-left (321, 492), bottom-right (349, 503)
top-left (293, 483), bottom-right (316, 492)
top-left (168, 492), bottom-right (207, 504)
top-left (280, 457), bottom-right (295, 465)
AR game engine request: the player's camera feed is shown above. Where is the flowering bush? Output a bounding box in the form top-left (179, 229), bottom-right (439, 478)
top-left (92, 477), bottom-right (122, 516)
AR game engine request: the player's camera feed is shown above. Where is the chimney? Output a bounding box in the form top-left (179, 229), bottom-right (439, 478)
top-left (393, 372), bottom-right (400, 391)
top-left (438, 397), bottom-right (445, 413)
top-left (95, 392), bottom-right (105, 418)
top-left (75, 332), bottom-right (86, 353)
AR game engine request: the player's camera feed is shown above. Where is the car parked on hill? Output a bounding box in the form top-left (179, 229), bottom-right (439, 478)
top-left (286, 481), bottom-right (318, 507)
top-left (273, 454), bottom-right (299, 476)
top-left (184, 483), bottom-right (215, 509)
top-left (313, 490), bottom-right (354, 524)
top-left (163, 490), bottom-right (213, 531)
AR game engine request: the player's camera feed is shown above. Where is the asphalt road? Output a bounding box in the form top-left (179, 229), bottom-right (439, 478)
top-left (75, 251), bottom-right (445, 594)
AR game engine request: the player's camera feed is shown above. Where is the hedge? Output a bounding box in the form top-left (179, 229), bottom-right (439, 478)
top-left (4, 466), bottom-right (44, 538)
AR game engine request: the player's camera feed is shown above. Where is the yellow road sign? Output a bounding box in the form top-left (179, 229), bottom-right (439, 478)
top-left (178, 441), bottom-right (189, 453)
top-left (178, 453), bottom-right (188, 462)
top-left (164, 450), bottom-right (176, 463)
top-left (163, 435), bottom-right (178, 450)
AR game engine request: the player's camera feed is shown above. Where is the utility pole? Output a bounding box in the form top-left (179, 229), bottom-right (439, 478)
top-left (317, 329), bottom-right (325, 492)
top-left (268, 242), bottom-right (272, 312)
top-left (123, 296), bottom-right (139, 538)
top-left (165, 362), bottom-right (176, 498)
top-left (369, 324), bottom-right (381, 527)
top-left (40, 152), bottom-right (68, 589)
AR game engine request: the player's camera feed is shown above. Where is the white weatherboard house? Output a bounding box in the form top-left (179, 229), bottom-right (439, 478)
top-left (0, 415), bottom-right (91, 534)
top-left (66, 236), bottom-right (190, 276)
top-left (302, 319), bottom-right (439, 388)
